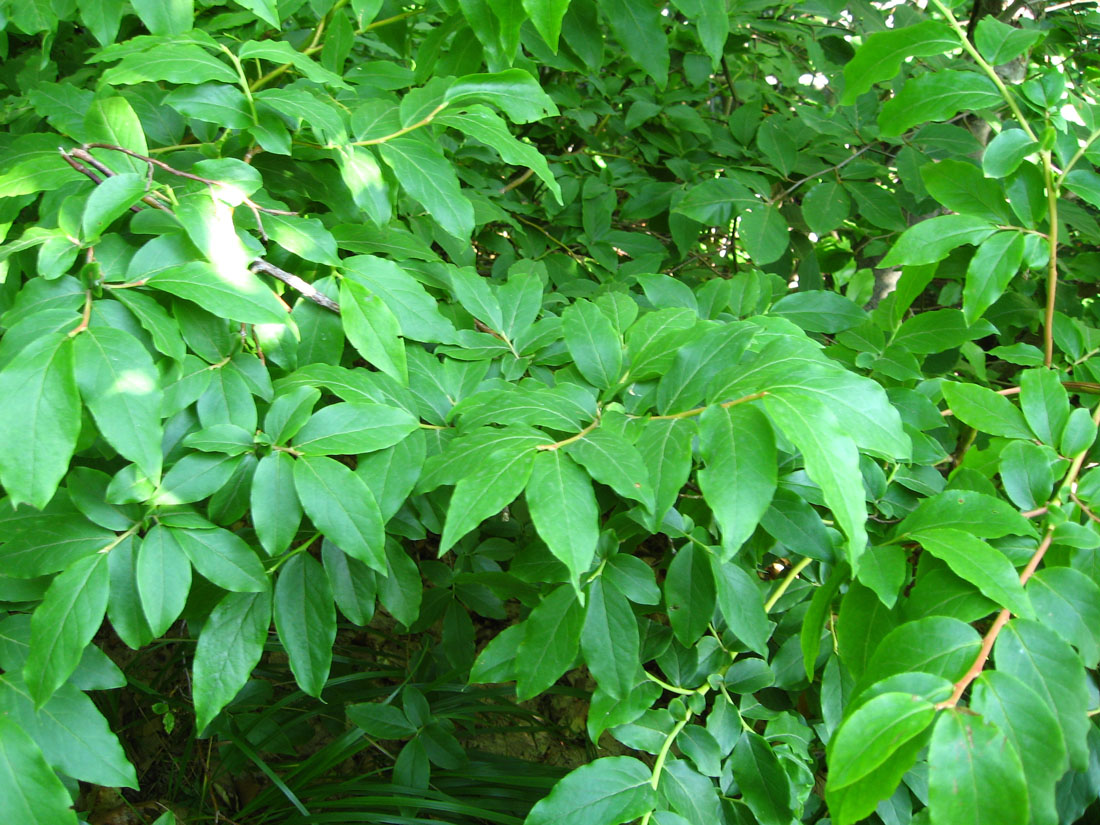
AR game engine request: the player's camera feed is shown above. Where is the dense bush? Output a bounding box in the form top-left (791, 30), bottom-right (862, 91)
top-left (0, 0), bottom-right (1099, 823)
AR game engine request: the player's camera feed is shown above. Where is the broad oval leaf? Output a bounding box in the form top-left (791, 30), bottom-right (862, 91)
top-left (294, 455), bottom-right (385, 573)
top-left (524, 755), bottom-right (656, 825)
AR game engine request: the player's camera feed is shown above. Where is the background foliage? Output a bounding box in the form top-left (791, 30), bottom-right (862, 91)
top-left (1, 0), bottom-right (1100, 823)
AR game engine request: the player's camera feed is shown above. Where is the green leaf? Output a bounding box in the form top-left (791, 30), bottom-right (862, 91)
top-left (164, 83), bottom-right (253, 127)
top-left (154, 453), bottom-right (241, 504)
top-left (892, 309), bottom-right (979, 354)
top-left (910, 528), bottom-right (1032, 618)
top-left (81, 173), bottom-right (146, 239)
top-left (274, 554), bottom-right (335, 697)
top-left (516, 584), bottom-right (583, 699)
top-left (657, 322), bottom-right (755, 414)
top-left (637, 418), bottom-right (695, 529)
top-left (828, 692), bottom-right (935, 792)
top-left (237, 40), bottom-right (345, 87)
top-left (235, 0), bottom-right (280, 27)
top-left (770, 291), bottom-right (867, 333)
top-left (858, 617), bottom-right (981, 695)
top-left (148, 262), bottom-right (288, 326)
top-left (470, 623), bottom-right (523, 684)
top-left (251, 452), bottom-right (302, 556)
top-left (1019, 368), bottom-right (1070, 448)
top-left (1060, 406), bottom-right (1097, 456)
top-left (563, 428), bottom-right (653, 509)
top-left (111, 290), bottom-right (186, 361)
top-left (23, 553), bottom-right (109, 707)
top-left (928, 710), bottom-right (1027, 825)
top-left (963, 231), bottom-right (1025, 324)
top-left (292, 401), bottom-right (418, 456)
top-left (192, 589), bottom-right (272, 733)
top-left (711, 556), bottom-right (772, 656)
top-left (294, 455), bottom-right (386, 573)
top-left (1028, 566), bottom-right (1100, 668)
top-left (130, 0), bottom-right (193, 35)
top-left (801, 180), bottom-right (850, 235)
top-left (76, 0), bottom-right (123, 46)
top-left (322, 539), bottom-right (376, 626)
top-left (446, 69), bottom-right (559, 123)
top-left (897, 489), bottom-right (1036, 540)
top-left (74, 326), bottom-right (163, 480)
top-left (335, 146), bottom-right (391, 225)
top-left (664, 543), bottom-right (716, 646)
top-left (436, 106), bottom-right (562, 202)
top-left (526, 451), bottom-right (599, 586)
top-left (347, 701), bottom-right (416, 739)
top-left (999, 440), bottom-right (1054, 510)
top-left (137, 525), bottom-right (192, 638)
top-left (441, 444), bottom-right (535, 553)
top-left (1062, 169), bottom-right (1100, 210)
top-left (764, 393), bottom-right (867, 569)
top-left (880, 215), bottom-right (997, 267)
top-left (0, 334), bottom-right (80, 509)
top-left (525, 756), bottom-right (656, 825)
top-left (730, 731), bottom-right (794, 825)
top-left (522, 0), bottom-right (570, 50)
top-left (175, 528), bottom-right (267, 592)
top-left (840, 20), bottom-right (958, 104)
top-left (599, 0), bottom-right (669, 88)
top-left (0, 716), bottom-right (80, 825)
top-left (826, 731), bottom-right (927, 825)
top-left (102, 45), bottom-right (235, 85)
top-left (378, 135), bottom-right (475, 240)
top-left (339, 278), bottom-right (407, 385)
top-left (739, 204), bottom-right (789, 265)
top-left (879, 71), bottom-right (1003, 137)
top-left (377, 541), bottom-right (422, 627)
top-left (344, 256), bottom-right (458, 344)
top-left (975, 17), bottom-right (1042, 65)
top-left (264, 214), bottom-right (341, 266)
top-left (801, 561), bottom-right (848, 679)
top-left (941, 382), bottom-right (1033, 439)
top-left (672, 177), bottom-right (755, 225)
top-left (106, 535), bottom-right (154, 650)
top-left (698, 404), bottom-right (776, 558)
top-left (921, 159), bottom-right (1013, 223)
top-left (582, 578), bottom-right (640, 699)
top-left (995, 618), bottom-right (1091, 771)
top-left (970, 671), bottom-right (1066, 825)
top-left (562, 300), bottom-right (623, 389)
top-left (982, 129), bottom-right (1038, 178)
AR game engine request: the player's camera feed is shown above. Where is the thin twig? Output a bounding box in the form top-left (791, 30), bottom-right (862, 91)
top-left (249, 261), bottom-right (340, 312)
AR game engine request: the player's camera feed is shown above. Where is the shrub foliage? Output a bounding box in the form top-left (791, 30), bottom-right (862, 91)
top-left (0, 0), bottom-right (1099, 823)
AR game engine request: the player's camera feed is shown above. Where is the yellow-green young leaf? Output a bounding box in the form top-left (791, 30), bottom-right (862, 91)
top-left (445, 69), bottom-right (559, 123)
top-left (525, 756), bottom-right (656, 825)
top-left (522, 0), bottom-right (569, 51)
top-left (378, 135), bottom-right (474, 240)
top-left (23, 552), bottom-right (110, 708)
top-left (928, 711), bottom-right (1027, 825)
top-left (193, 589), bottom-right (272, 733)
top-left (148, 261), bottom-right (288, 326)
top-left (292, 401), bottom-right (418, 456)
top-left (440, 445), bottom-right (535, 553)
top-left (971, 671), bottom-right (1066, 825)
top-left (879, 71), bottom-right (1002, 137)
top-left (516, 584), bottom-right (583, 700)
top-left (525, 451), bottom-right (599, 585)
top-left (274, 554), bottom-right (335, 698)
top-left (74, 325), bottom-right (164, 481)
top-left (963, 231), bottom-right (1026, 324)
top-left (175, 527), bottom-right (267, 592)
top-left (880, 215), bottom-right (997, 267)
top-left (136, 525), bottom-right (192, 638)
top-left (840, 20), bottom-right (958, 104)
top-left (340, 278), bottom-right (408, 385)
top-left (0, 333), bottom-right (80, 509)
top-left (826, 693), bottom-right (936, 791)
top-left (81, 173), bottom-right (146, 240)
top-left (561, 299), bottom-right (622, 389)
top-left (664, 543), bottom-right (716, 646)
top-left (0, 716), bottom-right (80, 825)
top-left (729, 731), bottom-right (794, 825)
top-left (581, 578), bottom-right (639, 699)
top-left (294, 455), bottom-right (386, 573)
top-left (940, 381), bottom-right (1033, 439)
top-left (911, 528), bottom-right (1033, 618)
top-left (0, 676), bottom-right (137, 788)
top-left (994, 619), bottom-right (1091, 771)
